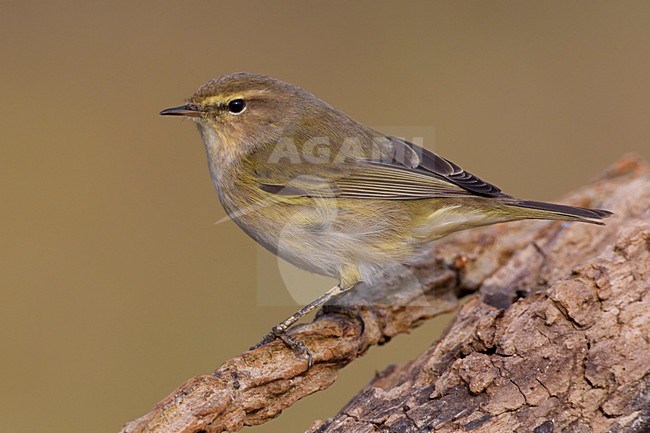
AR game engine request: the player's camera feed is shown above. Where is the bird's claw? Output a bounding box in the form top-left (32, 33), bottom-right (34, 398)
top-left (249, 329), bottom-right (277, 350)
top-left (250, 327), bottom-right (313, 369)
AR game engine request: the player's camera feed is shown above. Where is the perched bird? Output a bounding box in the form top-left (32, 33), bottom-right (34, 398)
top-left (161, 73), bottom-right (611, 364)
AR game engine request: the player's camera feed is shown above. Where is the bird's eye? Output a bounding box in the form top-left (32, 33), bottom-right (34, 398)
top-left (227, 99), bottom-right (246, 114)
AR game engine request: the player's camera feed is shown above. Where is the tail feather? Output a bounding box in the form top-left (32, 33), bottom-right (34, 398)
top-left (510, 200), bottom-right (613, 225)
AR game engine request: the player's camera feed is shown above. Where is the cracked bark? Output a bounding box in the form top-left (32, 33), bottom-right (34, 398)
top-left (120, 155), bottom-right (649, 433)
top-left (310, 156), bottom-right (650, 433)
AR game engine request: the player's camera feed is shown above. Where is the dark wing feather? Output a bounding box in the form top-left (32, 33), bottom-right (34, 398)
top-left (254, 135), bottom-right (509, 200)
top-left (335, 164), bottom-right (473, 199)
top-left (385, 137), bottom-right (506, 198)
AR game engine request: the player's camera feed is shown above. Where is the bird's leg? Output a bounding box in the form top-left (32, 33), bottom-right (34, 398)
top-left (250, 284), bottom-right (348, 368)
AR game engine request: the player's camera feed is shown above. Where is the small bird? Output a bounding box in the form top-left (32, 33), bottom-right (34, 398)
top-left (161, 73), bottom-right (611, 363)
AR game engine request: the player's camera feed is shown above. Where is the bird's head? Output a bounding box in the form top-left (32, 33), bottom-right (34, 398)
top-left (161, 73), bottom-right (323, 166)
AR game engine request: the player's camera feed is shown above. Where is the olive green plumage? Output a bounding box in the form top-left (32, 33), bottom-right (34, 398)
top-left (162, 72), bottom-right (610, 289)
top-left (162, 73), bottom-right (612, 359)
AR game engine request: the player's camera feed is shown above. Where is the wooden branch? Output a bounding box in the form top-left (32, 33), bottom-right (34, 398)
top-left (309, 155), bottom-right (650, 433)
top-left (119, 155), bottom-right (648, 433)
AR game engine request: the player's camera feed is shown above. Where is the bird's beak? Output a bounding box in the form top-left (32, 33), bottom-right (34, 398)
top-left (159, 104), bottom-right (203, 117)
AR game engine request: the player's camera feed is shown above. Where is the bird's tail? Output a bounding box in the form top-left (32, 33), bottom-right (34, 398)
top-left (505, 199), bottom-right (613, 225)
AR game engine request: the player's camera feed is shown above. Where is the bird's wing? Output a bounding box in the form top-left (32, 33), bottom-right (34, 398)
top-left (252, 136), bottom-right (508, 200)
top-left (386, 137), bottom-right (506, 197)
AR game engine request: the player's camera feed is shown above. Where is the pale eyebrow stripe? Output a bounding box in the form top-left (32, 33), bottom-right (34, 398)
top-left (200, 89), bottom-right (272, 106)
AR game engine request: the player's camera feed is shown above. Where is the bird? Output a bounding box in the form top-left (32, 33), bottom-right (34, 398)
top-left (160, 72), bottom-right (611, 365)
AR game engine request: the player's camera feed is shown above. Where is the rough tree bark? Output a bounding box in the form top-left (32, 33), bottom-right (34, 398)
top-left (120, 155), bottom-right (649, 433)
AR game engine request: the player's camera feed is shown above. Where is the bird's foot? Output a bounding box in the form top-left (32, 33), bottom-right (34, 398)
top-left (250, 326), bottom-right (313, 369)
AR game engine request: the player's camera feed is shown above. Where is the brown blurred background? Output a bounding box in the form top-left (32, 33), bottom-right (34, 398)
top-left (1, 1), bottom-right (649, 432)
